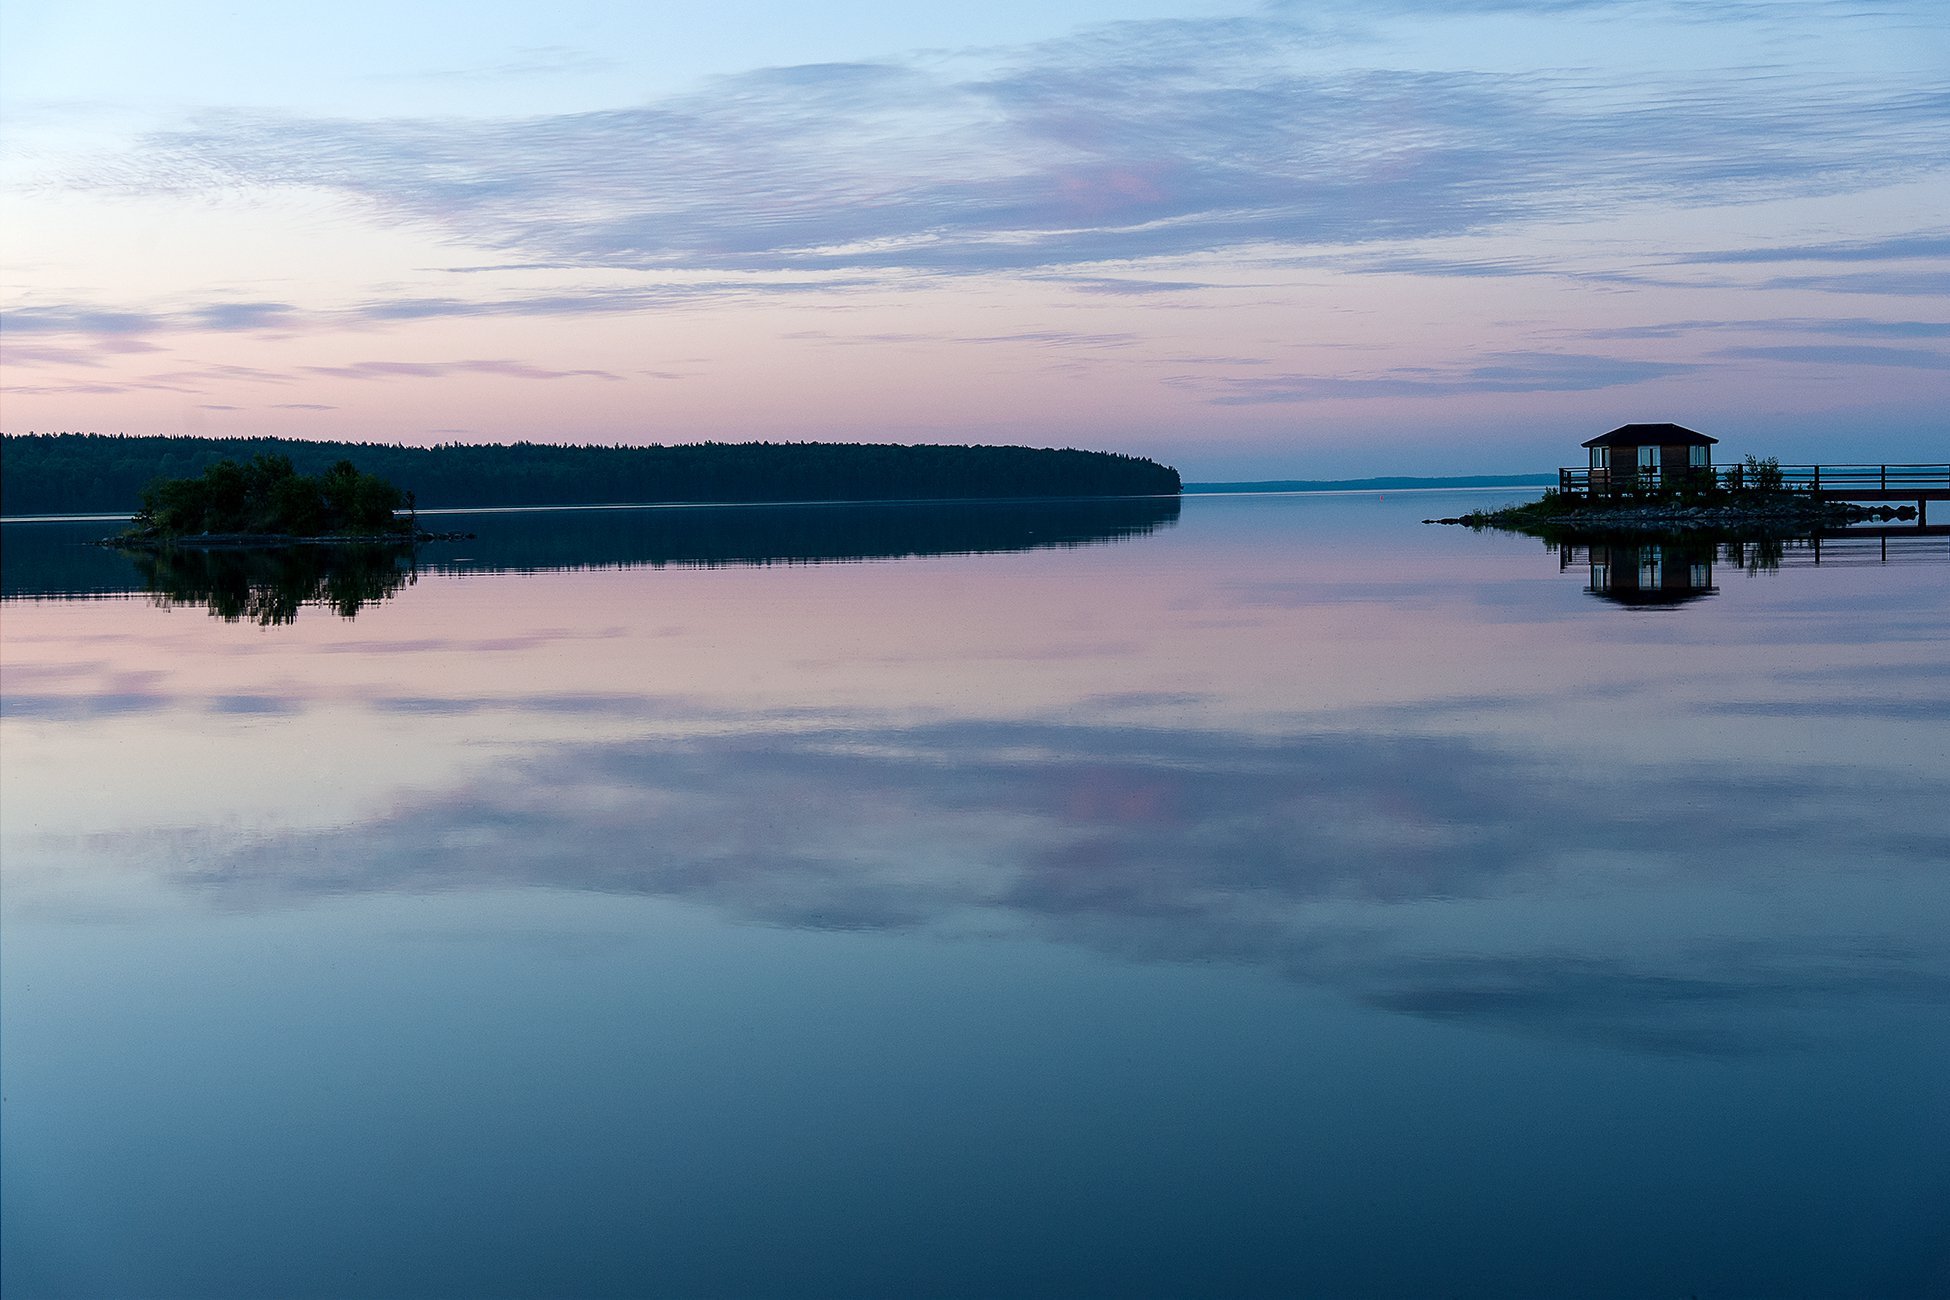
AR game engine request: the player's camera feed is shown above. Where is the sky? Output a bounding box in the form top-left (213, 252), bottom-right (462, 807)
top-left (2, 0), bottom-right (1945, 479)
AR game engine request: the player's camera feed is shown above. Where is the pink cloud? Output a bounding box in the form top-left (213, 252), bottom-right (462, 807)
top-left (299, 359), bottom-right (622, 381)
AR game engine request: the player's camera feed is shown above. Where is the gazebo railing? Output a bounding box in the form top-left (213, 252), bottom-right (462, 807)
top-left (1558, 464), bottom-right (1950, 497)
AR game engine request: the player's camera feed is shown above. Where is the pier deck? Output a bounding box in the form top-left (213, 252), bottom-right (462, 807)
top-left (1556, 463), bottom-right (1949, 523)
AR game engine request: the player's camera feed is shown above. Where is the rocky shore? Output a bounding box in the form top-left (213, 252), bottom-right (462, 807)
top-left (1428, 493), bottom-right (1916, 534)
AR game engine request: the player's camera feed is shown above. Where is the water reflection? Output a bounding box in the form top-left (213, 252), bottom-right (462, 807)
top-left (96, 713), bottom-right (1946, 1056)
top-left (423, 494), bottom-right (1181, 574)
top-left (8, 490), bottom-right (1946, 1300)
top-left (1550, 528), bottom-right (1950, 607)
top-left (0, 495), bottom-right (1181, 604)
top-left (128, 543), bottom-right (419, 625)
top-left (1561, 538), bottom-right (1719, 606)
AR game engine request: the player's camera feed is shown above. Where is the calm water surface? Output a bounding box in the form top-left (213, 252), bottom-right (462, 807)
top-left (4, 492), bottom-right (1947, 1298)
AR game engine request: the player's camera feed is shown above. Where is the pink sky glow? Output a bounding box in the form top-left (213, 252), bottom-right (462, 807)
top-left (2, 0), bottom-right (1945, 478)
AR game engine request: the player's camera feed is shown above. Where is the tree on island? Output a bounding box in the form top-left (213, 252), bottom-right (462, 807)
top-left (132, 455), bottom-right (409, 539)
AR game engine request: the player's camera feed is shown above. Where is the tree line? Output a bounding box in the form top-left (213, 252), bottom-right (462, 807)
top-left (1, 434), bottom-right (1181, 515)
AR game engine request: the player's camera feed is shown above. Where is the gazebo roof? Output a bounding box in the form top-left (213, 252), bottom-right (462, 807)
top-left (1582, 422), bottom-right (1716, 448)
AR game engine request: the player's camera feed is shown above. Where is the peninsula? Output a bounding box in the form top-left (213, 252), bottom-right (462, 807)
top-left (4, 435), bottom-right (1181, 516)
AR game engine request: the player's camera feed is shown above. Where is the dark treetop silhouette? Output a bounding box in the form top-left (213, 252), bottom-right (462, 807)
top-left (125, 454), bottom-right (410, 540)
top-left (2, 434), bottom-right (1181, 516)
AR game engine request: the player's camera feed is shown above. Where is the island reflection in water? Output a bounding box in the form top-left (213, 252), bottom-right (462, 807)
top-left (1549, 527), bottom-right (1950, 607)
top-left (0, 495), bottom-right (1182, 618)
top-left (126, 542), bottom-right (420, 625)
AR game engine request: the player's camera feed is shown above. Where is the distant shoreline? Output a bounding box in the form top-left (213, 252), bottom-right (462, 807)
top-left (1183, 475), bottom-right (1553, 494)
top-left (0, 435), bottom-right (1179, 516)
top-left (7, 477), bottom-right (1544, 522)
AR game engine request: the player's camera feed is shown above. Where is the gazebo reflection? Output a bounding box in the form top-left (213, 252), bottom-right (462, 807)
top-left (1558, 538), bottom-right (1718, 606)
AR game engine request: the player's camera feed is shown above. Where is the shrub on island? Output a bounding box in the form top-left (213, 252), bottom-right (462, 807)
top-left (129, 455), bottom-right (410, 540)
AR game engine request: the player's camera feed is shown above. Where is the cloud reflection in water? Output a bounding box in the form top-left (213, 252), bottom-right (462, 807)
top-left (146, 716), bottom-right (1948, 1057)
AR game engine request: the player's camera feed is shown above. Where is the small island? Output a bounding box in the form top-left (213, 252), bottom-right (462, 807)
top-left (1430, 425), bottom-right (1933, 535)
top-left (1432, 460), bottom-right (1896, 535)
top-left (111, 454), bottom-right (441, 548)
top-left (99, 456), bottom-right (443, 624)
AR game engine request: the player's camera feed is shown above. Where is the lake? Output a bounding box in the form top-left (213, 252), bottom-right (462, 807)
top-left (3, 491), bottom-right (1946, 1299)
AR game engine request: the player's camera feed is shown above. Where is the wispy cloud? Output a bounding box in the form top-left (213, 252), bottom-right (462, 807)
top-left (783, 327), bottom-right (1139, 350)
top-left (1573, 317), bottom-right (1950, 342)
top-left (1756, 270), bottom-right (1950, 297)
top-left (3, 362), bottom-right (295, 397)
top-left (1673, 234), bottom-right (1950, 265)
top-left (297, 359), bottom-right (622, 381)
top-left (1713, 343), bottom-right (1950, 369)
top-left (1193, 352), bottom-right (1696, 403)
top-left (84, 17), bottom-right (1950, 278)
top-left (2, 280), bottom-right (874, 348)
top-left (5, 356), bottom-right (620, 396)
top-left (0, 337), bottom-right (165, 367)
top-left (1036, 275), bottom-right (1225, 295)
top-left (3, 307), bottom-right (168, 336)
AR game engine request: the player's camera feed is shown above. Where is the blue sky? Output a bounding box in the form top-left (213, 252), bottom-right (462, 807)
top-left (3, 0), bottom-right (1945, 477)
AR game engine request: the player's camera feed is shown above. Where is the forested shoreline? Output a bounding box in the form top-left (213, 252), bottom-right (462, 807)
top-left (1, 434), bottom-right (1180, 515)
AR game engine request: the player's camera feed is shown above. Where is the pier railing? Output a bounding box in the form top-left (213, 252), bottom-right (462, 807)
top-left (1558, 463), bottom-right (1950, 498)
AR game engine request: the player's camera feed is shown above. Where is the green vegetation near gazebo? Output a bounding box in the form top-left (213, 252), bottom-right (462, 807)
top-left (1432, 453), bottom-right (1884, 534)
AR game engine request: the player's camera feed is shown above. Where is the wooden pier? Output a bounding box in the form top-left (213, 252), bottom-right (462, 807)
top-left (1556, 463), bottom-right (1950, 524)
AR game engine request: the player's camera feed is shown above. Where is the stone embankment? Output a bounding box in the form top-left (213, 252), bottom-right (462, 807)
top-left (1428, 495), bottom-right (1916, 533)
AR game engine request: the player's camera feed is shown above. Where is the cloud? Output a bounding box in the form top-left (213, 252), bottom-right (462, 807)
top-left (1193, 352), bottom-right (1697, 403)
top-left (343, 282), bottom-right (816, 322)
top-left (189, 302), bottom-right (298, 331)
top-left (297, 359), bottom-right (622, 381)
top-left (2, 307), bottom-right (166, 336)
top-left (272, 402), bottom-right (338, 410)
top-left (4, 300), bottom-right (293, 341)
top-left (1, 356), bottom-right (618, 396)
top-left (1713, 343), bottom-right (1950, 369)
top-left (4, 361), bottom-right (302, 397)
top-left (0, 691), bottom-right (171, 719)
top-left (1673, 234), bottom-right (1950, 265)
top-left (207, 693), bottom-right (301, 715)
top-left (85, 15), bottom-right (1950, 278)
top-left (0, 337), bottom-right (165, 368)
top-left (1755, 270), bottom-right (1950, 297)
top-left (1038, 276), bottom-right (1224, 295)
top-left (1574, 317), bottom-right (1950, 342)
top-left (3, 280), bottom-right (881, 347)
top-left (783, 327), bottom-right (1139, 350)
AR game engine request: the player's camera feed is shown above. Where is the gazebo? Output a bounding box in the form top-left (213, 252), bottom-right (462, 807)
top-left (1580, 423), bottom-right (1716, 491)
